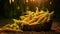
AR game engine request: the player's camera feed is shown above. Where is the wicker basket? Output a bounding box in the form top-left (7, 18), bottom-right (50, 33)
top-left (22, 20), bottom-right (52, 31)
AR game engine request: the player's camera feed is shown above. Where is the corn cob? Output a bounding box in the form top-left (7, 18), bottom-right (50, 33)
top-left (23, 13), bottom-right (32, 22)
top-left (41, 17), bottom-right (48, 23)
top-left (13, 19), bottom-right (20, 23)
top-left (47, 11), bottom-right (54, 22)
top-left (35, 7), bottom-right (39, 16)
top-left (39, 10), bottom-right (45, 14)
top-left (20, 16), bottom-right (26, 20)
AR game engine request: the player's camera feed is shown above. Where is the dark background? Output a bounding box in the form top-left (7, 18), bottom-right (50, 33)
top-left (0, 0), bottom-right (60, 20)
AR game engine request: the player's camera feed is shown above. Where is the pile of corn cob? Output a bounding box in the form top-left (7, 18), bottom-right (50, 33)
top-left (19, 7), bottom-right (54, 25)
top-left (1, 21), bottom-right (23, 32)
